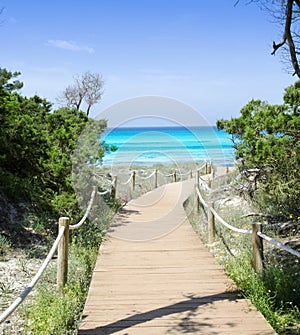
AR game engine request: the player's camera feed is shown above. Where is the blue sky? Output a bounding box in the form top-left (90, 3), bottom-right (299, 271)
top-left (0, 0), bottom-right (296, 126)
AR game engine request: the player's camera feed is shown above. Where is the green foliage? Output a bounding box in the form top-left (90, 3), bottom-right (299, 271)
top-left (24, 261), bottom-right (89, 335)
top-left (0, 234), bottom-right (11, 257)
top-left (72, 218), bottom-right (106, 250)
top-left (24, 285), bottom-right (76, 335)
top-left (0, 93), bottom-right (51, 178)
top-left (217, 82), bottom-right (300, 218)
top-left (102, 142), bottom-right (118, 153)
top-left (0, 68), bottom-right (23, 95)
top-left (109, 144), bottom-right (118, 152)
top-left (262, 262), bottom-right (300, 310)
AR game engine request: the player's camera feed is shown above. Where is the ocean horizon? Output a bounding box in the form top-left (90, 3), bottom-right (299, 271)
top-left (100, 126), bottom-right (234, 167)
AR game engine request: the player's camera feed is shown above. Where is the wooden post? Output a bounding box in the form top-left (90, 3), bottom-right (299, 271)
top-left (207, 162), bottom-right (212, 174)
top-left (111, 176), bottom-right (117, 199)
top-left (205, 161), bottom-right (208, 174)
top-left (190, 170), bottom-right (193, 179)
top-left (154, 169), bottom-right (158, 188)
top-left (57, 217), bottom-right (70, 291)
top-left (173, 171), bottom-right (177, 183)
top-left (208, 202), bottom-right (216, 244)
top-left (252, 223), bottom-right (264, 273)
top-left (194, 184), bottom-right (200, 214)
top-left (131, 171), bottom-right (136, 191)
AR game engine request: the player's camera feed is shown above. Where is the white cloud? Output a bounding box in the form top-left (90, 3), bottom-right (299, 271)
top-left (46, 39), bottom-right (95, 54)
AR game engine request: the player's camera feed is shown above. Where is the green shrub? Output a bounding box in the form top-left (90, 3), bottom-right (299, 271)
top-left (24, 242), bottom-right (99, 335)
top-left (0, 234), bottom-right (11, 257)
top-left (262, 263), bottom-right (300, 310)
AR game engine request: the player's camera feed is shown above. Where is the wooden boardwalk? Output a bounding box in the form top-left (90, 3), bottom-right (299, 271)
top-left (78, 180), bottom-right (276, 335)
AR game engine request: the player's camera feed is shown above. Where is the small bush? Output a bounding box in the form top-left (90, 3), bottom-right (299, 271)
top-left (262, 263), bottom-right (300, 310)
top-left (0, 234), bottom-right (11, 257)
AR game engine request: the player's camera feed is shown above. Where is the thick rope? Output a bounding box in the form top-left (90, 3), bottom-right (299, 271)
top-left (196, 183), bottom-right (250, 236)
top-left (257, 232), bottom-right (300, 258)
top-left (98, 188), bottom-right (111, 195)
top-left (69, 188), bottom-right (96, 230)
top-left (136, 170), bottom-right (156, 180)
top-left (98, 180), bottom-right (115, 195)
top-left (119, 174), bottom-right (133, 185)
top-left (197, 163), bottom-right (207, 171)
top-left (196, 182), bottom-right (300, 257)
top-left (176, 170), bottom-right (191, 177)
top-left (210, 207), bottom-right (252, 235)
top-left (157, 171), bottom-right (173, 177)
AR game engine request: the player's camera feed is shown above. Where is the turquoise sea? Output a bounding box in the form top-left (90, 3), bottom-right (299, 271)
top-left (101, 126), bottom-right (234, 167)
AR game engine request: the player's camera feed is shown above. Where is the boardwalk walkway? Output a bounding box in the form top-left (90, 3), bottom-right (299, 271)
top-left (79, 180), bottom-right (276, 335)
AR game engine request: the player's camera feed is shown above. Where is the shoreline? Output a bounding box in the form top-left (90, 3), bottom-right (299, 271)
top-left (97, 160), bottom-right (234, 173)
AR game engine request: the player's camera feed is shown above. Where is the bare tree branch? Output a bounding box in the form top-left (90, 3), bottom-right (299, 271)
top-left (272, 39), bottom-right (287, 55)
top-left (238, 1), bottom-right (300, 77)
top-left (271, 0), bottom-right (300, 77)
top-left (57, 72), bottom-right (104, 115)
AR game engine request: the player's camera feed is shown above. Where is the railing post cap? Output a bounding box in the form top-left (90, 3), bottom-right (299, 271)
top-left (59, 217), bottom-right (70, 227)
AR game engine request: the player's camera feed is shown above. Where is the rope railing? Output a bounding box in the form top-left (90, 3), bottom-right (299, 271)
top-left (197, 162), bottom-right (207, 171)
top-left (210, 207), bottom-right (251, 235)
top-left (194, 174), bottom-right (300, 273)
top-left (98, 188), bottom-right (111, 196)
top-left (136, 170), bottom-right (156, 180)
top-left (120, 173), bottom-right (134, 185)
top-left (69, 187), bottom-right (97, 230)
top-left (157, 171), bottom-right (173, 177)
top-left (94, 163), bottom-right (209, 199)
top-left (97, 178), bottom-right (116, 195)
top-left (176, 170), bottom-right (192, 177)
top-left (110, 167), bottom-right (199, 196)
top-left (257, 232), bottom-right (300, 258)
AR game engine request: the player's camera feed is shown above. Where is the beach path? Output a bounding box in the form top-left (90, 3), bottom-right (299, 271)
top-left (78, 178), bottom-right (276, 335)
